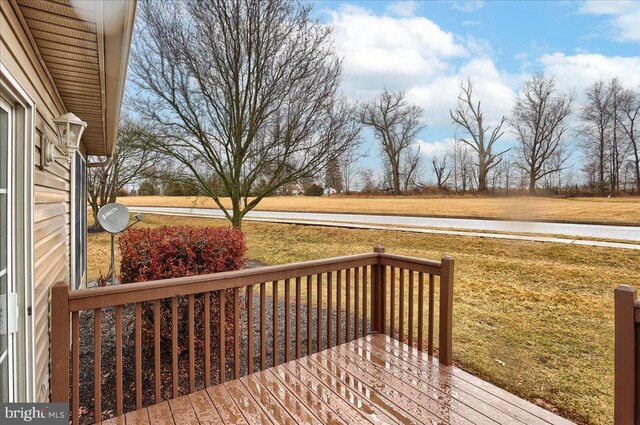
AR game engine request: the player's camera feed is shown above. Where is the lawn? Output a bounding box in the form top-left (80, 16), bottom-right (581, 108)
top-left (88, 214), bottom-right (637, 424)
top-left (118, 194), bottom-right (640, 225)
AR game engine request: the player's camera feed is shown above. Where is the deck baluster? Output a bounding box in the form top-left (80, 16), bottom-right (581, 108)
top-left (172, 297), bottom-right (178, 398)
top-left (285, 278), bottom-right (291, 362)
top-left (247, 285), bottom-right (254, 375)
top-left (115, 305), bottom-right (123, 415)
top-left (336, 270), bottom-right (342, 346)
top-left (428, 274), bottom-right (434, 355)
top-left (273, 280), bottom-right (279, 367)
top-left (204, 293), bottom-right (211, 387)
top-left (234, 288), bottom-right (240, 379)
top-left (154, 300), bottom-right (162, 401)
top-left (135, 302), bottom-right (142, 409)
top-left (219, 290), bottom-right (226, 383)
top-left (295, 277), bottom-right (301, 359)
top-left (188, 295), bottom-right (195, 392)
top-left (418, 273), bottom-right (424, 350)
top-left (399, 269), bottom-right (405, 343)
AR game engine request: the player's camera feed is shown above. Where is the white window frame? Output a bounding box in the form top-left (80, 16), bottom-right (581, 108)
top-left (0, 64), bottom-right (36, 402)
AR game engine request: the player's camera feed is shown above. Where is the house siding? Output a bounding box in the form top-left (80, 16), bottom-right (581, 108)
top-left (1, 1), bottom-right (73, 401)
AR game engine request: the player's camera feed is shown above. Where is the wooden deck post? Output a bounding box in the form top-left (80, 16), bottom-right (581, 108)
top-left (372, 246), bottom-right (385, 333)
top-left (50, 281), bottom-right (70, 402)
top-left (614, 285), bottom-right (637, 424)
top-left (439, 257), bottom-right (454, 366)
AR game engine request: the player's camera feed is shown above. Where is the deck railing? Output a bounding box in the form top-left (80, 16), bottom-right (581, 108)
top-left (50, 246), bottom-right (454, 424)
top-left (614, 285), bottom-right (640, 424)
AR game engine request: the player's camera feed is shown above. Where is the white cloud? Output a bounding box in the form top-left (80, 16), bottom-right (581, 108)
top-left (416, 138), bottom-right (455, 158)
top-left (406, 58), bottom-right (519, 126)
top-left (328, 4), bottom-right (639, 145)
top-left (329, 6), bottom-right (514, 126)
top-left (451, 1), bottom-right (485, 13)
top-left (539, 53), bottom-right (640, 100)
top-left (385, 1), bottom-right (420, 18)
top-left (579, 0), bottom-right (640, 42)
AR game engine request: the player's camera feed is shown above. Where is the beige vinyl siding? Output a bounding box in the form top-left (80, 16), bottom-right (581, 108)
top-left (1, 1), bottom-right (72, 401)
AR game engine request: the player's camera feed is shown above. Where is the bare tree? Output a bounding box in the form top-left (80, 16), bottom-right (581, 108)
top-left (448, 137), bottom-right (474, 193)
top-left (510, 73), bottom-right (573, 194)
top-left (401, 145), bottom-right (423, 191)
top-left (608, 78), bottom-right (626, 193)
top-left (579, 80), bottom-right (615, 195)
top-left (431, 154), bottom-right (451, 191)
top-left (339, 147), bottom-right (366, 193)
top-left (87, 118), bottom-right (157, 229)
top-left (130, 0), bottom-right (360, 228)
top-left (617, 87), bottom-right (640, 191)
top-left (360, 90), bottom-right (426, 194)
top-left (324, 158), bottom-right (344, 193)
top-left (359, 167), bottom-right (381, 193)
top-left (450, 78), bottom-right (508, 192)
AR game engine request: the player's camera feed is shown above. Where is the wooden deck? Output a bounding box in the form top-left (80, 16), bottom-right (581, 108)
top-left (102, 335), bottom-right (572, 425)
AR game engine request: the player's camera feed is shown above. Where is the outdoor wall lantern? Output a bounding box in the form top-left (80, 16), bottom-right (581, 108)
top-left (41, 112), bottom-right (87, 166)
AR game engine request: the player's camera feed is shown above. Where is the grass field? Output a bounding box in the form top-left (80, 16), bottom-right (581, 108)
top-left (118, 195), bottom-right (640, 225)
top-left (88, 213), bottom-right (638, 424)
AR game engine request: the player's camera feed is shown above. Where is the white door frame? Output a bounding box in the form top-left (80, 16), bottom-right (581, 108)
top-left (0, 64), bottom-right (36, 402)
top-left (0, 92), bottom-right (15, 403)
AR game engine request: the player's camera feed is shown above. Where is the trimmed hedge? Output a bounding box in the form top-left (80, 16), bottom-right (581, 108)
top-left (119, 226), bottom-right (246, 283)
top-left (118, 226), bottom-right (247, 369)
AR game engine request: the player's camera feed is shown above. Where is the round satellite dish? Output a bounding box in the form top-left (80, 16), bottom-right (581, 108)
top-left (97, 203), bottom-right (130, 234)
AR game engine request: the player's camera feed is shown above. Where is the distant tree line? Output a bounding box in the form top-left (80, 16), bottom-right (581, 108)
top-left (88, 0), bottom-right (639, 230)
top-left (356, 74), bottom-right (639, 197)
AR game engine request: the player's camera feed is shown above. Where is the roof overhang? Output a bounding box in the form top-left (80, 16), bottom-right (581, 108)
top-left (15, 0), bottom-right (136, 157)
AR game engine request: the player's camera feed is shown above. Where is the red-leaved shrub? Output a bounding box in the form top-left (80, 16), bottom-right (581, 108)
top-left (119, 226), bottom-right (246, 283)
top-left (118, 226), bottom-right (247, 372)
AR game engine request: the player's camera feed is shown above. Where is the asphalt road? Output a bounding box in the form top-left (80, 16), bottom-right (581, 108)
top-left (129, 206), bottom-right (640, 249)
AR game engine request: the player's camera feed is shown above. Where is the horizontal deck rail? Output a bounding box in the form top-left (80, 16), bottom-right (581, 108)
top-left (51, 246), bottom-right (454, 424)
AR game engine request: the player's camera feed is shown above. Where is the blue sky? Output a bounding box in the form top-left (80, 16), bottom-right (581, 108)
top-left (309, 0), bottom-right (640, 180)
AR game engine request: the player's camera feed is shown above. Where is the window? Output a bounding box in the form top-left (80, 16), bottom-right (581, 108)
top-left (73, 151), bottom-right (87, 289)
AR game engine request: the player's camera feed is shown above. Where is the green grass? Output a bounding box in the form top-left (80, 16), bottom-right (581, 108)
top-left (88, 214), bottom-right (636, 424)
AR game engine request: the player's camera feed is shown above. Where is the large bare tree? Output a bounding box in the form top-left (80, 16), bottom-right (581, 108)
top-left (130, 0), bottom-right (360, 228)
top-left (360, 90), bottom-right (425, 194)
top-left (450, 78), bottom-right (508, 192)
top-left (87, 118), bottom-right (156, 230)
top-left (510, 73), bottom-right (573, 194)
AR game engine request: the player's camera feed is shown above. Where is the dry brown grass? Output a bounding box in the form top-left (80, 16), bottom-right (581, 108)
top-left (88, 213), bottom-right (637, 424)
top-left (119, 195), bottom-right (640, 224)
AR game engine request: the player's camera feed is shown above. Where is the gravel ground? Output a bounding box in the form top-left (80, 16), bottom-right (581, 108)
top-left (77, 264), bottom-right (368, 424)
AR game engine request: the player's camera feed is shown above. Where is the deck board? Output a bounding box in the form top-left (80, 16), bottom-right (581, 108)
top-left (146, 402), bottom-right (174, 425)
top-left (108, 335), bottom-right (572, 425)
top-left (206, 383), bottom-right (249, 424)
top-left (240, 374), bottom-right (297, 424)
top-left (277, 363), bottom-right (371, 424)
top-left (168, 395), bottom-right (199, 425)
top-left (187, 390), bottom-right (224, 425)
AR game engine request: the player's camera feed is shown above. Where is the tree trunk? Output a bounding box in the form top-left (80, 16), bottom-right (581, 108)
top-left (635, 153), bottom-right (640, 193)
top-left (529, 166), bottom-right (536, 195)
top-left (231, 196), bottom-right (243, 229)
top-left (90, 202), bottom-right (101, 230)
top-left (392, 165), bottom-right (401, 194)
top-left (477, 153), bottom-right (488, 192)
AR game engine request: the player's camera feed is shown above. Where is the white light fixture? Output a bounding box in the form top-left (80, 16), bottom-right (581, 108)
top-left (41, 112), bottom-right (87, 166)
